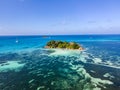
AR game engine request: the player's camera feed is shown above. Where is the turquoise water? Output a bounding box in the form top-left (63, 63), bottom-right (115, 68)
top-left (0, 35), bottom-right (120, 90)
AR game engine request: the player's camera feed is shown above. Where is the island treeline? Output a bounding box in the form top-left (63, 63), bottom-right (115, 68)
top-left (45, 40), bottom-right (83, 50)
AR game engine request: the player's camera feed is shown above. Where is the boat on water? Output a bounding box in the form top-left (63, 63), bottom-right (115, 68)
top-left (16, 39), bottom-right (19, 43)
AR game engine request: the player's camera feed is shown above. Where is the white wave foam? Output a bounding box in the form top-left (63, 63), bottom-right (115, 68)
top-left (48, 49), bottom-right (81, 57)
top-left (29, 79), bottom-right (35, 84)
top-left (37, 86), bottom-right (45, 90)
top-left (103, 73), bottom-right (115, 79)
top-left (89, 62), bottom-right (120, 69)
top-left (86, 54), bottom-right (120, 69)
top-left (106, 61), bottom-right (113, 66)
top-left (93, 58), bottom-right (102, 64)
top-left (0, 61), bottom-right (25, 72)
top-left (48, 48), bottom-right (120, 69)
top-left (70, 64), bottom-right (113, 90)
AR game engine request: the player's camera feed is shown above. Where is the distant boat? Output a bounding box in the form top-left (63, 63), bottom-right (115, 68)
top-left (16, 39), bottom-right (19, 43)
top-left (42, 36), bottom-right (49, 38)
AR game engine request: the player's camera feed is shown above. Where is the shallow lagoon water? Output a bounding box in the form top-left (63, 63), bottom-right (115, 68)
top-left (0, 35), bottom-right (120, 90)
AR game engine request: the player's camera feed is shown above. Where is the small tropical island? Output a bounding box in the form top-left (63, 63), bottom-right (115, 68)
top-left (45, 40), bottom-right (84, 50)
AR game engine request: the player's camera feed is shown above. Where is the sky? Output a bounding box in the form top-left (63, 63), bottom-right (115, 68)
top-left (0, 0), bottom-right (120, 35)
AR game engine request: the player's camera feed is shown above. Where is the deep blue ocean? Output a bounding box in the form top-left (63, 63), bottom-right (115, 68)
top-left (0, 35), bottom-right (120, 90)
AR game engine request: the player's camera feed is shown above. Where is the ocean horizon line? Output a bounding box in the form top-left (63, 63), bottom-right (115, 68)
top-left (0, 34), bottom-right (120, 37)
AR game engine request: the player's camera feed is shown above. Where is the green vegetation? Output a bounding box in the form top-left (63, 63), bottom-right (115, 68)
top-left (45, 40), bottom-right (83, 50)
